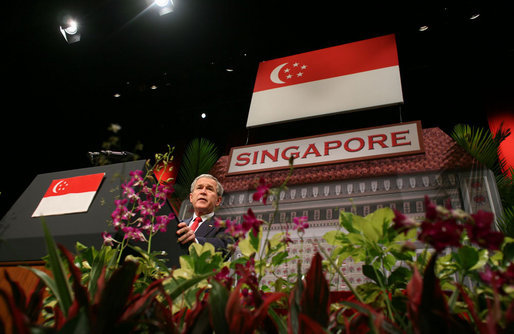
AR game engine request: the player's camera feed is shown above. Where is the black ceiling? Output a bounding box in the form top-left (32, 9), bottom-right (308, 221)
top-left (1, 1), bottom-right (513, 216)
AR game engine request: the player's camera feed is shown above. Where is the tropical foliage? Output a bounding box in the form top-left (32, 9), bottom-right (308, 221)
top-left (172, 137), bottom-right (220, 201)
top-left (450, 123), bottom-right (514, 237)
top-left (2, 150), bottom-right (514, 333)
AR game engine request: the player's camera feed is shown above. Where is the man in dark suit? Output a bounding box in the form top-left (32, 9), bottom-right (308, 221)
top-left (176, 174), bottom-right (233, 254)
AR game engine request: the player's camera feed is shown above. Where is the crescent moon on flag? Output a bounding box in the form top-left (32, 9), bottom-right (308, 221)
top-left (52, 180), bottom-right (65, 194)
top-left (270, 63), bottom-right (287, 84)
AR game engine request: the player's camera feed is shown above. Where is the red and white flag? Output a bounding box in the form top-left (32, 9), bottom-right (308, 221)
top-left (32, 173), bottom-right (105, 217)
top-left (247, 34), bottom-right (404, 127)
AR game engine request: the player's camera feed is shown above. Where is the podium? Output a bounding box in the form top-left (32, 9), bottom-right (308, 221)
top-left (0, 160), bottom-right (187, 268)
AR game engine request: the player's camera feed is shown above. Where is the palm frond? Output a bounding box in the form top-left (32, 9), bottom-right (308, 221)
top-left (173, 137), bottom-right (220, 200)
top-left (451, 124), bottom-right (500, 171)
top-left (451, 123), bottom-right (514, 236)
top-left (497, 206), bottom-right (514, 237)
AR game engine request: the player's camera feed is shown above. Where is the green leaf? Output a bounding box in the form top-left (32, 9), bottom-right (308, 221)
top-left (355, 282), bottom-right (383, 305)
top-left (453, 246), bottom-right (479, 271)
top-left (502, 241), bottom-right (514, 265)
top-left (268, 307), bottom-right (288, 334)
top-left (339, 211), bottom-right (356, 233)
top-left (208, 280), bottom-right (229, 334)
top-left (165, 272), bottom-right (216, 300)
top-left (383, 254), bottom-right (397, 271)
top-left (388, 267), bottom-right (412, 288)
top-left (362, 264), bottom-right (385, 286)
top-left (88, 246), bottom-right (116, 298)
top-left (470, 249), bottom-right (489, 271)
top-left (269, 232), bottom-right (287, 251)
top-left (23, 267), bottom-right (59, 302)
top-left (40, 220), bottom-right (73, 316)
top-left (358, 208), bottom-right (392, 242)
top-left (272, 251), bottom-right (289, 267)
top-left (239, 233), bottom-right (260, 257)
top-left (323, 230), bottom-right (343, 245)
top-left (249, 229), bottom-right (261, 253)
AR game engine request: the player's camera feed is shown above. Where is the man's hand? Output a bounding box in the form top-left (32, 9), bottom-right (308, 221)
top-left (176, 222), bottom-right (196, 244)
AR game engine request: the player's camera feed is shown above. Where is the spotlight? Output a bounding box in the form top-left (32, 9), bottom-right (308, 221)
top-left (59, 18), bottom-right (81, 44)
top-left (201, 113), bottom-right (207, 119)
top-left (154, 0), bottom-right (174, 16)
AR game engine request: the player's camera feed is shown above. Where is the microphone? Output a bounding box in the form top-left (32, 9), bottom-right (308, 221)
top-left (100, 150), bottom-right (134, 157)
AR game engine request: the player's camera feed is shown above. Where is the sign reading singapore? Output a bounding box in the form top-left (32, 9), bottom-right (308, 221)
top-left (227, 121), bottom-right (424, 175)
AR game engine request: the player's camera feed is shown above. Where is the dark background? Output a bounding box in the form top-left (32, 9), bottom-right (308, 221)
top-left (2, 1), bottom-right (513, 217)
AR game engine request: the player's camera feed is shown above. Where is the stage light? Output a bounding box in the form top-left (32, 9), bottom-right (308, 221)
top-left (154, 0), bottom-right (174, 15)
top-left (155, 0), bottom-right (169, 7)
top-left (59, 18), bottom-right (81, 44)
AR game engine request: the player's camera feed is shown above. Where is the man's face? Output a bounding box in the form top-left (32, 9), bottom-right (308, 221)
top-left (189, 177), bottom-right (221, 216)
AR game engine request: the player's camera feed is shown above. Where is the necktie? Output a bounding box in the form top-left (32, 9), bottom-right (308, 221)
top-left (190, 216), bottom-right (202, 232)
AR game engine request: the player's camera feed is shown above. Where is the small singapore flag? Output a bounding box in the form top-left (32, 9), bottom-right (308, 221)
top-left (32, 173), bottom-right (105, 217)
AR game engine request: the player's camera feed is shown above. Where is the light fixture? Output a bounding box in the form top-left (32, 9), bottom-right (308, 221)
top-left (59, 18), bottom-right (81, 44)
top-left (154, 0), bottom-right (174, 16)
top-left (418, 25), bottom-right (429, 32)
top-left (114, 93), bottom-right (121, 98)
top-left (470, 13), bottom-right (480, 20)
top-left (151, 85), bottom-right (157, 90)
top-left (201, 113), bottom-right (207, 119)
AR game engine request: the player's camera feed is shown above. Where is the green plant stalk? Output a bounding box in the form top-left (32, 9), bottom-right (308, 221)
top-left (257, 163), bottom-right (294, 280)
top-left (318, 244), bottom-right (363, 303)
top-left (370, 260), bottom-right (399, 326)
top-left (146, 158), bottom-right (161, 254)
top-left (116, 238), bottom-right (128, 264)
top-left (447, 269), bottom-right (467, 311)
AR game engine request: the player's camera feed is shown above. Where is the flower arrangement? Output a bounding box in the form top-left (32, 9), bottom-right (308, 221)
top-left (2, 153), bottom-right (514, 333)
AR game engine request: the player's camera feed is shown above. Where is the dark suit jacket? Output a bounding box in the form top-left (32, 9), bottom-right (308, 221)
top-left (185, 215), bottom-right (234, 255)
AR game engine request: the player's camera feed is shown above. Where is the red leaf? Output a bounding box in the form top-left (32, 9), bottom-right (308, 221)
top-left (225, 282), bottom-right (247, 332)
top-left (299, 314), bottom-right (327, 333)
top-left (93, 267), bottom-right (106, 305)
top-left (458, 285), bottom-right (488, 334)
top-left (0, 288), bottom-right (31, 334)
top-left (406, 265), bottom-right (423, 321)
top-left (3, 270), bottom-right (26, 310)
top-left (225, 281), bottom-right (284, 333)
top-left (26, 279), bottom-right (45, 323)
top-left (300, 252), bottom-right (330, 327)
top-left (120, 279), bottom-right (164, 322)
top-left (53, 305), bottom-right (65, 330)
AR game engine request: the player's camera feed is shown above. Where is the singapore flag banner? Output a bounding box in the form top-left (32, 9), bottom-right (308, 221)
top-left (32, 173), bottom-right (105, 217)
top-left (247, 34), bottom-right (404, 128)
